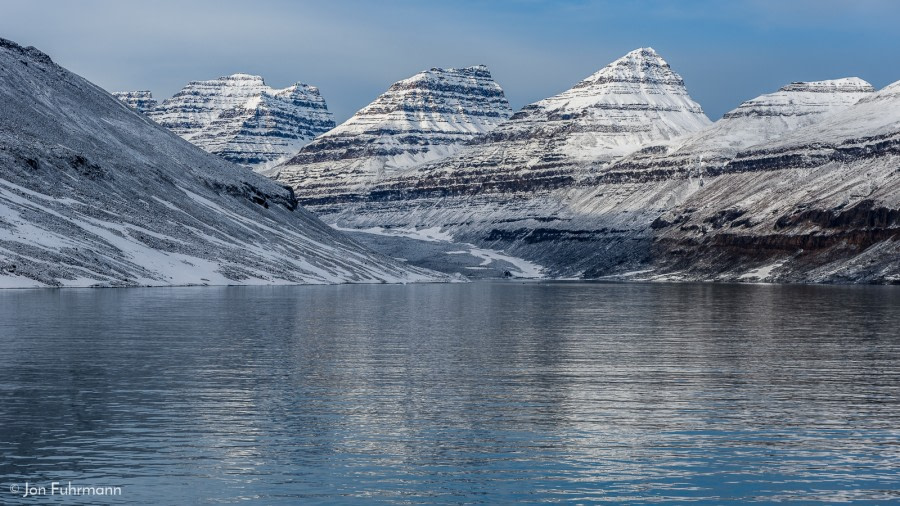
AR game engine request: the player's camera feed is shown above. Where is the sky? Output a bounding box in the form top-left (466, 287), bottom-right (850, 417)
top-left (2, 0), bottom-right (899, 122)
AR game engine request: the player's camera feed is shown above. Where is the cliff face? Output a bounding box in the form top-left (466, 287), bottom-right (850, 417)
top-left (116, 74), bottom-right (335, 171)
top-left (0, 38), bottom-right (439, 288)
top-left (273, 65), bottom-right (513, 194)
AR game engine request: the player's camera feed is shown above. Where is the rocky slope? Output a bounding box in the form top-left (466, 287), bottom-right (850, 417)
top-left (273, 65), bottom-right (513, 196)
top-left (0, 37), bottom-right (440, 288)
top-left (117, 74), bottom-right (335, 171)
top-left (649, 81), bottom-right (900, 283)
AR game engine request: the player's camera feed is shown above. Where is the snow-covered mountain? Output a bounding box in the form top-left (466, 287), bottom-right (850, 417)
top-left (116, 74), bottom-right (335, 171)
top-left (649, 80), bottom-right (900, 283)
top-left (0, 37), bottom-right (440, 288)
top-left (612, 77), bottom-right (875, 172)
top-left (273, 65), bottom-right (513, 197)
top-left (283, 48), bottom-right (712, 275)
top-left (111, 90), bottom-right (157, 113)
top-left (275, 46), bottom-right (897, 283)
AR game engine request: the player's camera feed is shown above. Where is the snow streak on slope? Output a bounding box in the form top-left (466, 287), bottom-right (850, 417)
top-left (117, 74), bottom-right (335, 171)
top-left (274, 65), bottom-right (513, 197)
top-left (0, 38), bottom-right (441, 288)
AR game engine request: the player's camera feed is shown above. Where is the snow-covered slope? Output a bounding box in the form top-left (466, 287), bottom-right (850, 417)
top-left (0, 38), bottom-right (440, 288)
top-left (117, 74), bottom-right (335, 171)
top-left (274, 65), bottom-right (512, 196)
top-left (648, 80), bottom-right (900, 283)
top-left (611, 77), bottom-right (874, 173)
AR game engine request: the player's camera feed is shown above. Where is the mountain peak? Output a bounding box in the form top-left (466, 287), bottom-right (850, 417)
top-left (624, 46), bottom-right (659, 59)
top-left (132, 73), bottom-right (334, 170)
top-left (575, 47), bottom-right (683, 89)
top-left (225, 72), bottom-right (264, 80)
top-left (779, 77), bottom-right (874, 93)
top-left (112, 90), bottom-right (158, 114)
top-left (399, 64), bottom-right (498, 89)
top-left (722, 77), bottom-right (874, 122)
top-left (276, 64), bottom-right (512, 193)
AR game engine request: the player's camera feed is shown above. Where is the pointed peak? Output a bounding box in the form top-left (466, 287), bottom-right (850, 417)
top-left (606, 47), bottom-right (666, 67)
top-left (624, 46), bottom-right (659, 58)
top-left (574, 47), bottom-right (682, 89)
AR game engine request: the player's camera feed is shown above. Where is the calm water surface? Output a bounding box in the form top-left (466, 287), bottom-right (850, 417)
top-left (0, 282), bottom-right (898, 503)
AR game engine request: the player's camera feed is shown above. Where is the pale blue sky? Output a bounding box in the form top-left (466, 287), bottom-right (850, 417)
top-left (2, 0), bottom-right (898, 122)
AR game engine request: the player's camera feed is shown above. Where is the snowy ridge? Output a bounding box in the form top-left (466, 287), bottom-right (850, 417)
top-left (0, 37), bottom-right (441, 288)
top-left (118, 74), bottom-right (335, 171)
top-left (274, 65), bottom-right (512, 195)
top-left (607, 77), bottom-right (875, 176)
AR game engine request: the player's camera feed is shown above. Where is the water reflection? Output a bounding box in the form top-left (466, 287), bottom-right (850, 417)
top-left (0, 282), bottom-right (898, 503)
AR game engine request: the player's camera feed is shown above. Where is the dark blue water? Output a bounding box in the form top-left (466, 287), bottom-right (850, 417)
top-left (1, 282), bottom-right (898, 503)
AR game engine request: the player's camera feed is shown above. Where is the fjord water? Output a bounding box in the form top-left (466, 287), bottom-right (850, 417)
top-left (1, 282), bottom-right (898, 504)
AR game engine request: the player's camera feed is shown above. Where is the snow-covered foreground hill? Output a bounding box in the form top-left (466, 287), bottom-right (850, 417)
top-left (0, 38), bottom-right (442, 288)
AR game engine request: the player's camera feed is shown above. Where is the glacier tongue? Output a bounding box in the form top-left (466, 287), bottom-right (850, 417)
top-left (0, 37), bottom-right (440, 288)
top-left (115, 74), bottom-right (335, 171)
top-left (273, 65), bottom-right (513, 197)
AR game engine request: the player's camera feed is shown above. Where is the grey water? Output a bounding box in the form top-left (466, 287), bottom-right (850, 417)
top-left (0, 282), bottom-right (898, 504)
